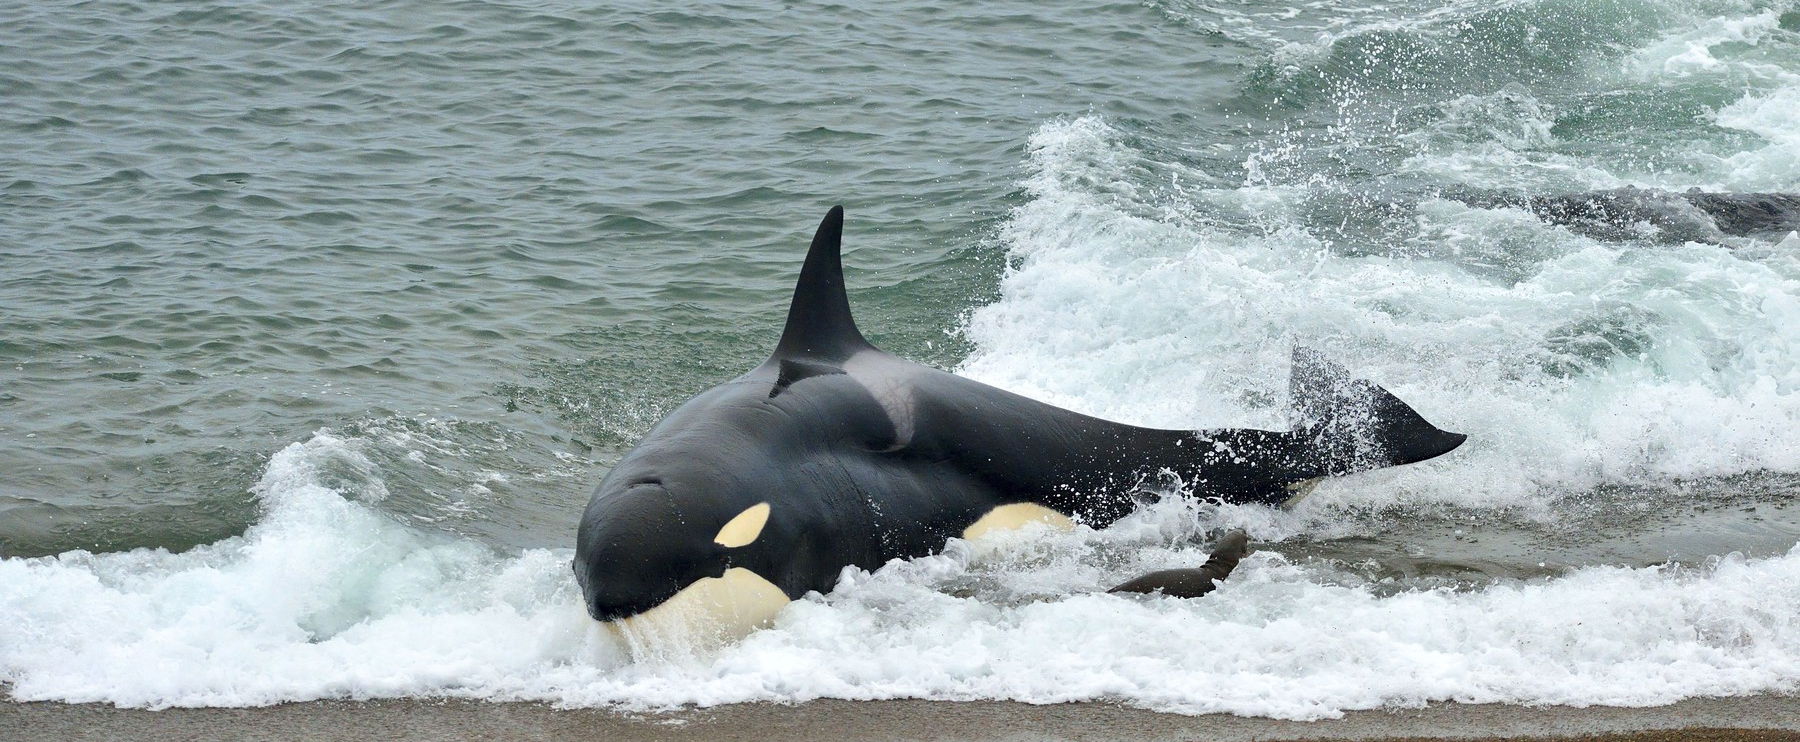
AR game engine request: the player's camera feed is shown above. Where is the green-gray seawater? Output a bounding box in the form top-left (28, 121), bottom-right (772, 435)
top-left (2, 0), bottom-right (1798, 716)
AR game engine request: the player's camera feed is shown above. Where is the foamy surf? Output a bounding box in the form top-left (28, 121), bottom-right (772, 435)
top-left (961, 87), bottom-right (1800, 514)
top-left (1, 431), bottom-right (1797, 716)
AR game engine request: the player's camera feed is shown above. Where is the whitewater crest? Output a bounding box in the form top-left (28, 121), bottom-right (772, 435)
top-left (1, 428), bottom-right (1798, 716)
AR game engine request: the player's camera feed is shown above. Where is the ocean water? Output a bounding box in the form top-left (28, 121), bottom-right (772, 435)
top-left (3, 0), bottom-right (1799, 719)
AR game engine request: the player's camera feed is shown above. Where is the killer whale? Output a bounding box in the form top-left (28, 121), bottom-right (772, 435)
top-left (1458, 187), bottom-right (1800, 244)
top-left (573, 207), bottom-right (1466, 633)
top-left (1316, 188), bottom-right (1800, 246)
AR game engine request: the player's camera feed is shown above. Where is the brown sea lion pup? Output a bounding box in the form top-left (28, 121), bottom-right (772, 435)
top-left (1109, 530), bottom-right (1251, 598)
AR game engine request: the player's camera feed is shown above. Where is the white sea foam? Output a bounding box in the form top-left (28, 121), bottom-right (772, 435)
top-left (3, 436), bottom-right (1798, 715)
top-left (1713, 85), bottom-right (1800, 191)
top-left (1625, 9), bottom-right (1787, 80)
top-left (965, 114), bottom-right (1800, 512)
top-left (0, 435), bottom-right (622, 708)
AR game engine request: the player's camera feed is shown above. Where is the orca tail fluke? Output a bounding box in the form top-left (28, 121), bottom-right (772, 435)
top-left (1289, 347), bottom-right (1466, 476)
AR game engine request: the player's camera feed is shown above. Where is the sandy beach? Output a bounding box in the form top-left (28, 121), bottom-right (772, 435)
top-left (5, 695), bottom-right (1797, 742)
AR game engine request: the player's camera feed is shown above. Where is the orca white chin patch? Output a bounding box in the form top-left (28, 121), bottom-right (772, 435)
top-left (607, 567), bottom-right (789, 650)
top-left (962, 502), bottom-right (1075, 541)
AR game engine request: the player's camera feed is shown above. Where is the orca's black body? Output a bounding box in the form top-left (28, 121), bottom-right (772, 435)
top-left (573, 207), bottom-right (1466, 625)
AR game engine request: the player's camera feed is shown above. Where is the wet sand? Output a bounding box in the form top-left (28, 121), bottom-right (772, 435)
top-left (4, 695), bottom-right (1797, 741)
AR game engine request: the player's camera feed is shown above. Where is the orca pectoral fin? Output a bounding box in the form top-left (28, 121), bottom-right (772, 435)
top-left (1289, 347), bottom-right (1466, 476)
top-left (1108, 530), bottom-right (1250, 598)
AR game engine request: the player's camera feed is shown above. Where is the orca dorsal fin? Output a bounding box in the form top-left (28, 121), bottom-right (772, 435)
top-left (773, 206), bottom-right (873, 361)
top-left (770, 358), bottom-right (846, 398)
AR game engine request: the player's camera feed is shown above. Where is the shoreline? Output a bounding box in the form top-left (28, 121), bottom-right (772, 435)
top-left (4, 695), bottom-right (1797, 741)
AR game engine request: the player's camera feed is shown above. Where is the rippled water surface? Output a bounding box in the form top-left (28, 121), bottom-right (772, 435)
top-left (3, 0), bottom-right (1256, 552)
top-left (3, 0), bottom-right (1798, 718)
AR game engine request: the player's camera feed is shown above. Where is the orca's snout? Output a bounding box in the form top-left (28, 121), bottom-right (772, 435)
top-left (574, 563), bottom-right (662, 622)
top-left (572, 555), bottom-right (671, 622)
top-left (585, 597), bottom-right (649, 623)
top-left (572, 552), bottom-right (642, 622)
